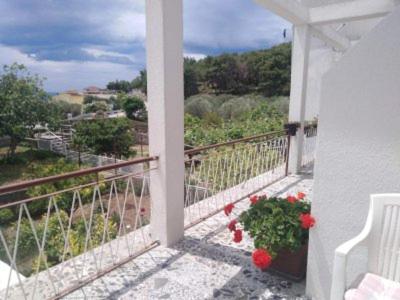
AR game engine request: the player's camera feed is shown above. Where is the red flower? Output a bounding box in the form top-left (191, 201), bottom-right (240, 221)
top-left (224, 203), bottom-right (235, 216)
top-left (227, 219), bottom-right (237, 232)
top-left (252, 249), bottom-right (272, 269)
top-left (250, 195), bottom-right (259, 205)
top-left (297, 192), bottom-right (306, 200)
top-left (287, 195), bottom-right (297, 204)
top-left (233, 229), bottom-right (243, 243)
top-left (300, 213), bottom-right (316, 229)
top-left (140, 208), bottom-right (146, 216)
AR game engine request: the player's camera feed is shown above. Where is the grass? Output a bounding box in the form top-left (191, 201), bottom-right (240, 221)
top-left (0, 147), bottom-right (63, 186)
top-left (131, 144), bottom-right (149, 158)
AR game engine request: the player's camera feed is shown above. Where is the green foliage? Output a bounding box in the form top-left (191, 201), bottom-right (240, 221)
top-left (51, 100), bottom-right (82, 118)
top-left (184, 98), bottom-right (286, 146)
top-left (25, 159), bottom-right (98, 217)
top-left (121, 95), bottom-right (147, 121)
top-left (107, 80), bottom-right (133, 93)
top-left (0, 63), bottom-right (61, 157)
top-left (184, 58), bottom-right (199, 98)
top-left (83, 101), bottom-right (109, 114)
top-left (1, 209), bottom-right (117, 275)
top-left (0, 208), bottom-right (15, 225)
top-left (239, 196), bottom-right (311, 257)
top-left (73, 118), bottom-right (135, 158)
top-left (131, 70), bottom-right (147, 94)
top-left (204, 54), bottom-right (249, 95)
top-left (128, 43), bottom-right (291, 99)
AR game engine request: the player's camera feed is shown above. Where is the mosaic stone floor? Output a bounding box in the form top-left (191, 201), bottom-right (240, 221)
top-left (64, 168), bottom-right (313, 300)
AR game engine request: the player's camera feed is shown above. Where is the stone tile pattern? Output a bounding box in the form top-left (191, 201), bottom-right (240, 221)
top-left (64, 170), bottom-right (313, 300)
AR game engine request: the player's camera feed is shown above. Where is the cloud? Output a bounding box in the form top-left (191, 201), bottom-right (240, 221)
top-left (0, 0), bottom-right (291, 91)
top-left (0, 45), bottom-right (138, 92)
top-left (184, 52), bottom-right (207, 61)
top-left (183, 0), bottom-right (290, 54)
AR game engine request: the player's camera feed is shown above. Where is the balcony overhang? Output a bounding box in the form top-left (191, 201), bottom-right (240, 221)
top-left (254, 0), bottom-right (398, 51)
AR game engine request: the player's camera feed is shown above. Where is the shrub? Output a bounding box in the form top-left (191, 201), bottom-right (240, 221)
top-left (0, 208), bottom-right (15, 225)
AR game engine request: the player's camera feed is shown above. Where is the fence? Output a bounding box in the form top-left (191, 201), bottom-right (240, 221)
top-left (302, 125), bottom-right (318, 167)
top-left (0, 125), bottom-right (318, 298)
top-left (183, 131), bottom-right (290, 227)
top-left (0, 157), bottom-right (157, 300)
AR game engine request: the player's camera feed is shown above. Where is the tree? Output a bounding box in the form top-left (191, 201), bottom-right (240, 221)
top-left (121, 96), bottom-right (147, 121)
top-left (106, 80), bottom-right (132, 93)
top-left (204, 54), bottom-right (248, 95)
top-left (184, 58), bottom-right (199, 98)
top-left (73, 118), bottom-right (135, 159)
top-left (0, 63), bottom-right (60, 158)
top-left (84, 101), bottom-right (109, 113)
top-left (131, 70), bottom-right (147, 94)
top-left (52, 100), bottom-right (82, 118)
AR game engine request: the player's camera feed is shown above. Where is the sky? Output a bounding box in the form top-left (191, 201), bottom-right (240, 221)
top-left (0, 0), bottom-right (290, 92)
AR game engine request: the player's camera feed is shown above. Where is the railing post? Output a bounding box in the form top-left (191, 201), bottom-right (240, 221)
top-left (146, 0), bottom-right (184, 246)
top-left (285, 133), bottom-right (291, 176)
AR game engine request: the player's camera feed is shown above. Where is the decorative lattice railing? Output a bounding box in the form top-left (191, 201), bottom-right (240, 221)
top-left (183, 131), bottom-right (290, 227)
top-left (0, 125), bottom-right (318, 299)
top-left (0, 157), bottom-right (157, 300)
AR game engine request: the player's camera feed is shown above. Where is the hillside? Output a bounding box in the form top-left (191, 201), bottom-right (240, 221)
top-left (108, 43), bottom-right (291, 99)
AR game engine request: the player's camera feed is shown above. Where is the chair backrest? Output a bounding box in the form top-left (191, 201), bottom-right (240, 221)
top-left (368, 194), bottom-right (400, 281)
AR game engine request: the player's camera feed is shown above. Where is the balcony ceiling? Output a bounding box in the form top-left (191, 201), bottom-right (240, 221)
top-left (300, 0), bottom-right (354, 8)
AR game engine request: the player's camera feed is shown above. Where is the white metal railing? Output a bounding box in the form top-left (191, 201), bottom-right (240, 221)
top-left (302, 125), bottom-right (318, 167)
top-left (184, 132), bottom-right (289, 227)
top-left (0, 157), bottom-right (157, 299)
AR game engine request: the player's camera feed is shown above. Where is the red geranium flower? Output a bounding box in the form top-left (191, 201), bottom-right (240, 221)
top-left (300, 213), bottom-right (316, 229)
top-left (224, 203), bottom-right (235, 216)
top-left (249, 195), bottom-right (259, 205)
top-left (252, 249), bottom-right (272, 269)
top-left (233, 229), bottom-right (243, 243)
top-left (227, 219), bottom-right (237, 232)
top-left (297, 192), bottom-right (306, 200)
top-left (287, 195), bottom-right (297, 204)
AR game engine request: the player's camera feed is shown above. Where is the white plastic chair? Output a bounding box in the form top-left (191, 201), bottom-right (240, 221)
top-left (331, 194), bottom-right (400, 300)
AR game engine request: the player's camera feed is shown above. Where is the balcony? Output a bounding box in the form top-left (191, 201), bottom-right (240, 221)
top-left (0, 129), bottom-right (316, 299)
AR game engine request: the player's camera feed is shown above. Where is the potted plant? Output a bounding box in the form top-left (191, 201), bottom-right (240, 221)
top-left (224, 192), bottom-right (315, 281)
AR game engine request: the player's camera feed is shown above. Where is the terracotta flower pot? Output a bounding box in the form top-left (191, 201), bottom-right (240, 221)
top-left (266, 244), bottom-right (308, 282)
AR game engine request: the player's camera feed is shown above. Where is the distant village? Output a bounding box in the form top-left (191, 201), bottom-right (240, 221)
top-left (53, 86), bottom-right (146, 106)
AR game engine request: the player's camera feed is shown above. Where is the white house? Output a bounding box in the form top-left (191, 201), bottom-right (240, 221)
top-left (2, 1), bottom-right (400, 299)
top-left (145, 0), bottom-right (400, 298)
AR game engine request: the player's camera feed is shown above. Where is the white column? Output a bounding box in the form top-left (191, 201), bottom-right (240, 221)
top-left (288, 24), bottom-right (311, 174)
top-left (146, 0), bottom-right (184, 246)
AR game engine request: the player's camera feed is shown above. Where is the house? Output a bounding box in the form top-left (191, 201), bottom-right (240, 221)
top-left (1, 0), bottom-right (400, 299)
top-left (52, 90), bottom-right (84, 105)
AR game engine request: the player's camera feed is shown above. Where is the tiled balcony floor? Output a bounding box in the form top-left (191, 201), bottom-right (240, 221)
top-left (64, 169), bottom-right (313, 300)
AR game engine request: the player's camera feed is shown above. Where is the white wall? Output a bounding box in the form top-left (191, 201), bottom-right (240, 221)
top-left (307, 7), bottom-right (400, 300)
top-left (305, 41), bottom-right (336, 121)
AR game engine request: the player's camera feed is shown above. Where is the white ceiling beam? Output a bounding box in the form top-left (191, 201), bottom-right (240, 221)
top-left (309, 0), bottom-right (397, 26)
top-left (254, 0), bottom-right (308, 25)
top-left (311, 26), bottom-right (350, 51)
top-left (254, 0), bottom-right (350, 51)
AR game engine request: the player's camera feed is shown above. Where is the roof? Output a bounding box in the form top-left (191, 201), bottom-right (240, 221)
top-left (84, 86), bottom-right (103, 92)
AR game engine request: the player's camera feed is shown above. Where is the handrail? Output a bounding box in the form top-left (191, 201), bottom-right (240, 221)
top-left (0, 156), bottom-right (158, 195)
top-left (184, 130), bottom-right (288, 155)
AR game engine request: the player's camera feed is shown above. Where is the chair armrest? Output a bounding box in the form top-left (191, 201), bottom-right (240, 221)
top-left (330, 231), bottom-right (370, 300)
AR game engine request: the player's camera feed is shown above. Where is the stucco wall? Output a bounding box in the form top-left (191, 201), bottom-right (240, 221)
top-left (305, 41), bottom-right (336, 121)
top-left (294, 39), bottom-right (338, 123)
top-left (307, 7), bottom-right (400, 300)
